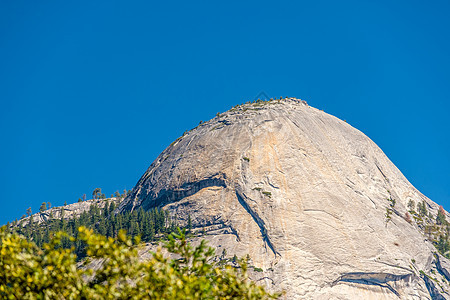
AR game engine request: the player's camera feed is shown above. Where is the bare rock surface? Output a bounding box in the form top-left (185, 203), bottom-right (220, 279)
top-left (119, 98), bottom-right (450, 299)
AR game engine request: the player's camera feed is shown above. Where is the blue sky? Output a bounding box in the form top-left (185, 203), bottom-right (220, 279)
top-left (0, 1), bottom-right (449, 224)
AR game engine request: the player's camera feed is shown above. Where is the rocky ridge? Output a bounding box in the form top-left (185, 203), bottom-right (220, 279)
top-left (119, 97), bottom-right (450, 299)
top-left (15, 198), bottom-right (121, 227)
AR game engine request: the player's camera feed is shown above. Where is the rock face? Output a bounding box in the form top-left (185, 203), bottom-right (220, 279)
top-left (119, 98), bottom-right (450, 299)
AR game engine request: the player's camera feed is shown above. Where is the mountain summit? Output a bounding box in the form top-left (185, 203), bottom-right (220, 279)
top-left (119, 98), bottom-right (450, 299)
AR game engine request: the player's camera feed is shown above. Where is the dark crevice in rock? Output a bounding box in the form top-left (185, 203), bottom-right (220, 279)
top-left (235, 189), bottom-right (280, 257)
top-left (267, 180), bottom-right (279, 190)
top-left (192, 220), bottom-right (241, 242)
top-left (332, 272), bottom-right (414, 298)
top-left (227, 222), bottom-right (241, 242)
top-left (434, 253), bottom-right (450, 283)
top-left (218, 119), bottom-right (232, 126)
top-left (392, 208), bottom-right (403, 219)
top-left (122, 174), bottom-right (227, 212)
top-left (421, 273), bottom-right (446, 300)
top-left (256, 276), bottom-right (275, 285)
top-left (374, 160), bottom-right (389, 183)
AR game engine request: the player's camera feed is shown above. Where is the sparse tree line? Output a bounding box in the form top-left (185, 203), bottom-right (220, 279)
top-left (407, 199), bottom-right (450, 257)
top-left (14, 188), bottom-right (131, 222)
top-left (87, 188), bottom-right (131, 201)
top-left (7, 199), bottom-right (178, 259)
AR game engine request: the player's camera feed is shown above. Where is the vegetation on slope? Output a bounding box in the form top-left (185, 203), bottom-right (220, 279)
top-left (7, 201), bottom-right (177, 259)
top-left (0, 227), bottom-right (278, 299)
top-left (408, 200), bottom-right (450, 257)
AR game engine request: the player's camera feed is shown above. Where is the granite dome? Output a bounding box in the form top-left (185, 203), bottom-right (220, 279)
top-left (119, 98), bottom-right (450, 299)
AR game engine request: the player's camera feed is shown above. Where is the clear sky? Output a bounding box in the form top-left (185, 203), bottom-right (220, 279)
top-left (1, 1), bottom-right (449, 225)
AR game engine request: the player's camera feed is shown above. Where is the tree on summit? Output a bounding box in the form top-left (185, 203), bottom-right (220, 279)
top-left (92, 188), bottom-right (101, 200)
top-left (39, 202), bottom-right (47, 212)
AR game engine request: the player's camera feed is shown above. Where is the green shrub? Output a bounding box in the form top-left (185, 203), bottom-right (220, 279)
top-left (385, 207), bottom-right (392, 223)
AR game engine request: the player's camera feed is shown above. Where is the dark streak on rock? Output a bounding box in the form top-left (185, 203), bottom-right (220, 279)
top-left (332, 272), bottom-right (414, 298)
top-left (421, 272), bottom-right (446, 300)
top-left (374, 161), bottom-right (389, 183)
top-left (235, 188), bottom-right (280, 257)
top-left (122, 174), bottom-right (227, 212)
top-left (434, 253), bottom-right (450, 283)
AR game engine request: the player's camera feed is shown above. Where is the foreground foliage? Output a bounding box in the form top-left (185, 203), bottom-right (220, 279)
top-left (0, 226), bottom-right (279, 299)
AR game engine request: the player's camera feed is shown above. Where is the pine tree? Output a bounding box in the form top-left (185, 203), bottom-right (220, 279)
top-left (109, 202), bottom-right (116, 215)
top-left (39, 202), bottom-right (47, 212)
top-left (98, 220), bottom-right (107, 236)
top-left (148, 218), bottom-right (155, 241)
top-left (92, 188), bottom-right (101, 200)
top-left (187, 214), bottom-right (192, 234)
top-left (103, 202), bottom-right (110, 218)
top-left (107, 221), bottom-right (114, 238)
top-left (59, 210), bottom-right (66, 232)
top-left (437, 235), bottom-right (450, 255)
top-left (419, 201), bottom-right (427, 217)
top-left (142, 214), bottom-right (150, 241)
top-left (437, 205), bottom-right (447, 225)
top-left (407, 200), bottom-right (415, 211)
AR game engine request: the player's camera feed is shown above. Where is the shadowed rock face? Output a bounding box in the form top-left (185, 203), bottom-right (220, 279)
top-left (119, 98), bottom-right (450, 299)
